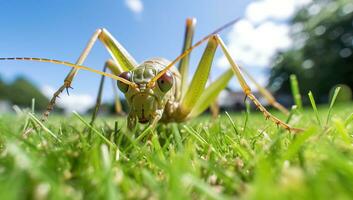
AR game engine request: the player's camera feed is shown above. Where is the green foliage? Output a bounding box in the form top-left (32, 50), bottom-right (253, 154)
top-left (0, 76), bottom-right (49, 111)
top-left (269, 0), bottom-right (353, 102)
top-left (0, 102), bottom-right (352, 199)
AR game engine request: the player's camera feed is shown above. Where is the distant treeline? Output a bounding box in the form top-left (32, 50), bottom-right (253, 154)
top-left (0, 76), bottom-right (49, 111)
top-left (269, 0), bottom-right (353, 103)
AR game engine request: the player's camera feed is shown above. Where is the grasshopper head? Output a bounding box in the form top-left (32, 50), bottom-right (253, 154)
top-left (117, 60), bottom-right (174, 123)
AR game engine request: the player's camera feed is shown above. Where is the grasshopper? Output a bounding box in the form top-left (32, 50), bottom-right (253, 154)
top-left (0, 18), bottom-right (302, 132)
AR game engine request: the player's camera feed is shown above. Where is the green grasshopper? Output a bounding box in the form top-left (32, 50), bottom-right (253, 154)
top-left (0, 18), bottom-right (302, 132)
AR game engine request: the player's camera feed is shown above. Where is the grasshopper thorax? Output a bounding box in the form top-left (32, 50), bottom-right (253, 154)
top-left (117, 58), bottom-right (174, 123)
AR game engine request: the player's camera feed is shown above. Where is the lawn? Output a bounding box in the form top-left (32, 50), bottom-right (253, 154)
top-left (0, 102), bottom-right (352, 199)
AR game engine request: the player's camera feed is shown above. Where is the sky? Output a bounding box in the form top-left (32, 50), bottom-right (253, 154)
top-left (0, 0), bottom-right (311, 113)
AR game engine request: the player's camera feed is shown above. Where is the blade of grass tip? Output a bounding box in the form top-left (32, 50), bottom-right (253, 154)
top-left (182, 174), bottom-right (226, 200)
top-left (172, 124), bottom-right (183, 151)
top-left (332, 117), bottom-right (351, 144)
top-left (151, 132), bottom-right (165, 160)
top-left (124, 125), bottom-right (153, 152)
top-left (326, 87), bottom-right (341, 126)
top-left (286, 105), bottom-right (297, 124)
top-left (225, 135), bottom-right (250, 161)
top-left (134, 125), bottom-right (153, 142)
top-left (73, 111), bottom-right (117, 149)
top-left (31, 98), bottom-right (35, 113)
top-left (290, 74), bottom-right (303, 110)
top-left (243, 100), bottom-right (250, 132)
top-left (283, 127), bottom-right (316, 161)
top-left (308, 91), bottom-right (322, 127)
top-left (114, 121), bottom-right (119, 144)
top-left (28, 113), bottom-right (61, 142)
top-left (184, 125), bottom-right (223, 158)
top-left (344, 112), bottom-right (353, 127)
top-left (101, 144), bottom-right (111, 170)
top-left (225, 111), bottom-right (240, 135)
top-left (21, 115), bottom-right (31, 133)
top-left (12, 105), bottom-right (23, 115)
top-left (183, 125), bottom-right (208, 145)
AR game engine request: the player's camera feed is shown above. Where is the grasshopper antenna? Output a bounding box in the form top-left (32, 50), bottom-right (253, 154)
top-left (148, 17), bottom-right (240, 87)
top-left (0, 57), bottom-right (138, 88)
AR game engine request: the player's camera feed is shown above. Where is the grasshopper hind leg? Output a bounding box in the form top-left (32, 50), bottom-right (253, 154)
top-left (173, 35), bottom-right (302, 132)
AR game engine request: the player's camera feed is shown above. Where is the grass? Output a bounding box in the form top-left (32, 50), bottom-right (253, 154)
top-left (0, 102), bottom-right (353, 199)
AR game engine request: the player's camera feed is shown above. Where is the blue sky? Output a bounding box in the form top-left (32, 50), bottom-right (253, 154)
top-left (0, 0), bottom-right (311, 112)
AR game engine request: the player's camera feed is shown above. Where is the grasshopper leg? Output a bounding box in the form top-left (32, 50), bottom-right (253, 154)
top-left (41, 28), bottom-right (137, 123)
top-left (214, 35), bottom-right (303, 132)
top-left (178, 18), bottom-right (196, 99)
top-left (41, 29), bottom-right (103, 123)
top-left (90, 59), bottom-right (126, 126)
top-left (240, 66), bottom-right (289, 115)
top-left (177, 18), bottom-right (220, 119)
top-left (128, 113), bottom-right (137, 131)
top-left (175, 35), bottom-right (302, 132)
top-left (176, 36), bottom-right (219, 120)
top-left (23, 28), bottom-right (137, 136)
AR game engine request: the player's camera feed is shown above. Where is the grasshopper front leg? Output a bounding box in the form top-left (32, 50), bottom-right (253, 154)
top-left (128, 112), bottom-right (138, 131)
top-left (42, 28), bottom-right (137, 123)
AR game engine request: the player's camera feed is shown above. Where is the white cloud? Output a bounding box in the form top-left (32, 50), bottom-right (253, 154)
top-left (125, 0), bottom-right (143, 14)
top-left (217, 20), bottom-right (292, 68)
top-left (246, 0), bottom-right (312, 24)
top-left (217, 0), bottom-right (312, 88)
top-left (41, 85), bottom-right (95, 114)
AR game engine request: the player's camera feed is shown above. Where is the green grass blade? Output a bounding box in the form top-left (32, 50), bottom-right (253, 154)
top-left (73, 111), bottom-right (117, 149)
top-left (28, 113), bottom-right (61, 142)
top-left (283, 127), bottom-right (316, 160)
top-left (308, 91), bottom-right (322, 126)
top-left (151, 132), bottom-right (165, 160)
top-left (290, 74), bottom-right (303, 110)
top-left (332, 117), bottom-right (351, 143)
top-left (124, 125), bottom-right (153, 152)
top-left (243, 101), bottom-right (250, 132)
top-left (326, 87), bottom-right (341, 126)
top-left (225, 111), bottom-right (240, 135)
top-left (344, 112), bottom-right (353, 127)
top-left (172, 124), bottom-right (183, 151)
top-left (183, 125), bottom-right (208, 145)
top-left (182, 174), bottom-right (227, 200)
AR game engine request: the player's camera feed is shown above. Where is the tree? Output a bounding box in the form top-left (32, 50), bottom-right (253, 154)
top-left (269, 0), bottom-right (353, 103)
top-left (0, 77), bottom-right (9, 100)
top-left (0, 76), bottom-right (49, 111)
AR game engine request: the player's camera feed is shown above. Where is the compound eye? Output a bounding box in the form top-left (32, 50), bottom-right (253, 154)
top-left (157, 71), bottom-right (173, 92)
top-left (117, 71), bottom-right (131, 93)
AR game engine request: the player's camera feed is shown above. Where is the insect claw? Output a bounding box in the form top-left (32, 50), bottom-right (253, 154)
top-left (243, 95), bottom-right (248, 103)
top-left (65, 86), bottom-right (73, 96)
